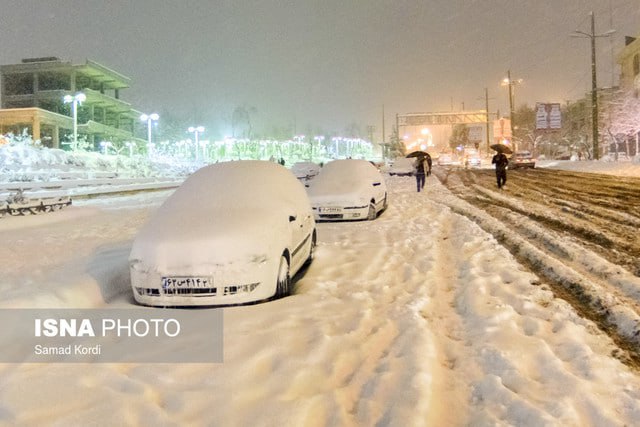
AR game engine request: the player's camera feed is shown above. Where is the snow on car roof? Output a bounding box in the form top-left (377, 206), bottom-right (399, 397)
top-left (137, 161), bottom-right (308, 239)
top-left (307, 159), bottom-right (382, 194)
top-left (166, 160), bottom-right (308, 213)
top-left (291, 161), bottom-right (321, 177)
top-left (131, 161), bottom-right (310, 266)
top-left (392, 157), bottom-right (414, 165)
top-left (291, 161), bottom-right (319, 170)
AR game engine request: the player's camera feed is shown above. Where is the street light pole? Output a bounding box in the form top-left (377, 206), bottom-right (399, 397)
top-left (63, 92), bottom-right (86, 151)
top-left (501, 71), bottom-right (522, 148)
top-left (188, 126), bottom-right (205, 162)
top-left (572, 11), bottom-right (615, 160)
top-left (484, 88), bottom-right (491, 153)
top-left (140, 113), bottom-right (159, 157)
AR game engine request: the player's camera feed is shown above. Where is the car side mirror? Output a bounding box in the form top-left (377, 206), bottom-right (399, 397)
top-left (289, 215), bottom-right (297, 222)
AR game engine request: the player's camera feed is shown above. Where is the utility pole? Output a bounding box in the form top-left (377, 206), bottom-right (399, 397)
top-left (381, 104), bottom-right (386, 161)
top-left (590, 13), bottom-right (600, 160)
top-left (381, 104), bottom-right (385, 144)
top-left (572, 11), bottom-right (615, 160)
top-left (507, 70), bottom-right (514, 131)
top-left (477, 88), bottom-right (494, 154)
top-left (501, 70), bottom-right (522, 150)
top-left (484, 88), bottom-right (491, 153)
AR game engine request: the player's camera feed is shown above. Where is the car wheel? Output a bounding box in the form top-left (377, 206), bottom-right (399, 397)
top-left (367, 203), bottom-right (376, 220)
top-left (275, 255), bottom-right (290, 298)
top-left (305, 231), bottom-right (316, 266)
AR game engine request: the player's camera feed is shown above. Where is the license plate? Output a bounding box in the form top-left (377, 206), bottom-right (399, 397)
top-left (162, 276), bottom-right (213, 289)
top-left (320, 207), bottom-right (342, 213)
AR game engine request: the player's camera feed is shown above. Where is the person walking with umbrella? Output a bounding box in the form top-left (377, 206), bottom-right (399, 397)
top-left (491, 146), bottom-right (510, 189)
top-left (414, 154), bottom-right (428, 192)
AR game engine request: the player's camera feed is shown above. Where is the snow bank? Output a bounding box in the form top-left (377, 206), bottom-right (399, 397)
top-left (0, 134), bottom-right (196, 182)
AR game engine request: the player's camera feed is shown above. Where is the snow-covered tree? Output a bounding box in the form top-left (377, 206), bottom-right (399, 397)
top-left (601, 89), bottom-right (640, 158)
top-left (386, 125), bottom-right (405, 159)
top-left (449, 124), bottom-right (469, 150)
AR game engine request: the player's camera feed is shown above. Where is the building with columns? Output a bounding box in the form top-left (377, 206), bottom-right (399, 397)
top-left (0, 57), bottom-right (146, 148)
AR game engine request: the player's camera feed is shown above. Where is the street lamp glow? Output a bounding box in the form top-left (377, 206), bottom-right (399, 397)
top-left (99, 140), bottom-right (112, 155)
top-left (188, 126), bottom-right (205, 161)
top-left (140, 113), bottom-right (159, 157)
top-left (63, 92), bottom-right (86, 151)
top-left (141, 113), bottom-right (159, 122)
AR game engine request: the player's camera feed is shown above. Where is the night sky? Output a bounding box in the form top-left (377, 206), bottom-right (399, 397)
top-left (1, 0), bottom-right (639, 139)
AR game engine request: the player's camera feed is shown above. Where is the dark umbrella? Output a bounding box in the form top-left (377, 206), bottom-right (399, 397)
top-left (490, 143), bottom-right (513, 155)
top-left (406, 150), bottom-right (429, 158)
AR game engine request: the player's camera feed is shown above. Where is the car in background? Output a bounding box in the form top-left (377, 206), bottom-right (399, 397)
top-left (291, 161), bottom-right (321, 186)
top-left (307, 159), bottom-right (388, 221)
top-left (388, 157), bottom-right (415, 176)
top-left (464, 149), bottom-right (482, 168)
top-left (465, 155), bottom-right (481, 167)
top-left (509, 150), bottom-right (536, 169)
top-left (437, 154), bottom-right (454, 166)
top-left (129, 160), bottom-right (317, 307)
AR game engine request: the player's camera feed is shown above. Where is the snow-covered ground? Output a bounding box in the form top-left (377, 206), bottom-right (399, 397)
top-left (539, 157), bottom-right (640, 177)
top-left (0, 139), bottom-right (192, 203)
top-left (1, 153), bottom-right (639, 425)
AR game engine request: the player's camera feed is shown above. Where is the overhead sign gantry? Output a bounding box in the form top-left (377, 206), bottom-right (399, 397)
top-left (396, 110), bottom-right (494, 152)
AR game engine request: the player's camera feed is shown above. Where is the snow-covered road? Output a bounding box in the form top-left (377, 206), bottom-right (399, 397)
top-left (0, 175), bottom-right (639, 426)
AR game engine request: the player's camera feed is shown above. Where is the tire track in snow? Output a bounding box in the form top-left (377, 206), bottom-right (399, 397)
top-left (433, 168), bottom-right (640, 365)
top-left (418, 178), bottom-right (640, 426)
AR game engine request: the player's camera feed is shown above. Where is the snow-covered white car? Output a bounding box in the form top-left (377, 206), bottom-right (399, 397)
top-left (129, 160), bottom-right (317, 307)
top-left (291, 161), bottom-right (321, 183)
top-left (388, 157), bottom-right (414, 176)
top-left (307, 159), bottom-right (388, 221)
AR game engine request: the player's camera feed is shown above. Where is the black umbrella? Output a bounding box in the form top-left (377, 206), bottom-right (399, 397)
top-left (490, 143), bottom-right (513, 155)
top-left (406, 150), bottom-right (430, 158)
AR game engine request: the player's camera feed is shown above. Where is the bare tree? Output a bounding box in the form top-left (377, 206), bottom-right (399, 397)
top-left (231, 105), bottom-right (257, 139)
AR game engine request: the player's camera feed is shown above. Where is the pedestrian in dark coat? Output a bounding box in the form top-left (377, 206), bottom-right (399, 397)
top-left (414, 156), bottom-right (427, 192)
top-left (491, 152), bottom-right (509, 189)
